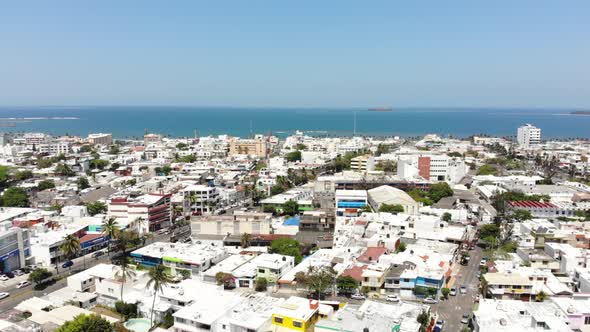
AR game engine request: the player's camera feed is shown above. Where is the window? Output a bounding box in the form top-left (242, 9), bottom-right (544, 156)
top-left (292, 321), bottom-right (303, 328)
top-left (274, 316), bottom-right (283, 324)
top-left (259, 269), bottom-right (266, 273)
top-left (585, 316), bottom-right (590, 325)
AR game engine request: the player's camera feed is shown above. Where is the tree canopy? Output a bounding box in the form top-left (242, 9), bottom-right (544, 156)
top-left (55, 314), bottom-right (114, 332)
top-left (37, 180), bottom-right (56, 191)
top-left (86, 201), bottom-right (107, 216)
top-left (282, 200), bottom-right (299, 216)
top-left (270, 238), bottom-right (302, 264)
top-left (1, 187), bottom-right (29, 207)
top-left (477, 164), bottom-right (498, 176)
top-left (285, 150), bottom-right (302, 162)
top-left (378, 203), bottom-right (405, 213)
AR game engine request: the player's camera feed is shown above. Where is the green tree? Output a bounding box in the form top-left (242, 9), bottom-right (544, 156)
top-left (37, 180), bottom-right (55, 191)
top-left (442, 212), bottom-right (452, 222)
top-left (336, 275), bottom-right (358, 293)
top-left (114, 258), bottom-right (136, 302)
top-left (270, 238), bottom-right (302, 264)
top-left (447, 151), bottom-right (462, 157)
top-left (255, 277), bottom-right (268, 291)
top-left (511, 209), bottom-right (533, 223)
top-left (396, 242), bottom-right (407, 253)
top-left (477, 164), bottom-right (498, 176)
top-left (441, 287), bottom-right (450, 299)
top-left (374, 160), bottom-right (396, 173)
top-left (146, 265), bottom-right (174, 327)
top-left (114, 230), bottom-right (140, 257)
top-left (15, 170), bottom-right (34, 181)
top-left (176, 142), bottom-right (188, 150)
top-left (79, 145), bottom-right (93, 153)
top-left (295, 143), bottom-right (307, 151)
top-left (536, 291), bottom-right (548, 302)
top-left (60, 234), bottom-right (81, 269)
top-left (378, 203), bottom-right (405, 214)
top-left (428, 182), bottom-right (454, 203)
top-left (28, 268), bottom-right (52, 285)
top-left (480, 224), bottom-right (500, 239)
top-left (108, 145), bottom-right (120, 155)
top-left (36, 158), bottom-right (53, 169)
top-left (86, 201), bottom-right (107, 216)
top-left (282, 200), bottom-right (299, 216)
top-left (55, 163), bottom-right (75, 176)
top-left (55, 314), bottom-right (114, 332)
top-left (1, 187), bottom-right (29, 207)
top-left (101, 217), bottom-right (120, 259)
top-left (241, 233), bottom-right (252, 248)
top-left (285, 150), bottom-right (302, 162)
top-left (77, 176), bottom-right (90, 190)
top-left (0, 166), bottom-right (11, 188)
top-left (300, 265), bottom-right (337, 300)
top-left (89, 159), bottom-right (109, 170)
top-left (114, 301), bottom-right (138, 320)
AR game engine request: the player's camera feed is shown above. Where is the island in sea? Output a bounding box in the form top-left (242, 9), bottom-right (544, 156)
top-left (571, 110), bottom-right (590, 115)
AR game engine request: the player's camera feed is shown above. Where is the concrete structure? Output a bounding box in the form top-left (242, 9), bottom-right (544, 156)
top-left (517, 124), bottom-right (541, 146)
top-left (350, 154), bottom-right (375, 172)
top-left (367, 185), bottom-right (419, 215)
top-left (191, 211), bottom-right (272, 236)
top-left (87, 133), bottom-right (113, 145)
top-left (473, 299), bottom-right (570, 331)
top-left (183, 184), bottom-right (219, 216)
top-left (335, 190), bottom-right (368, 217)
top-left (108, 193), bottom-right (171, 233)
top-left (397, 154), bottom-right (467, 184)
top-left (229, 135), bottom-right (268, 158)
top-left (0, 225), bottom-right (31, 272)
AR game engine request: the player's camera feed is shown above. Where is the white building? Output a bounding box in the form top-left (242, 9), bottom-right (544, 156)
top-left (183, 184), bottom-right (220, 216)
top-left (517, 124), bottom-right (541, 147)
top-left (87, 133), bottom-right (113, 146)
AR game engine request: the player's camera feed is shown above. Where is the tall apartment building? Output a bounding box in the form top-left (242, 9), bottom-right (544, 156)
top-left (350, 154), bottom-right (375, 172)
top-left (229, 135), bottom-right (268, 158)
top-left (183, 185), bottom-right (219, 216)
top-left (0, 224), bottom-right (32, 273)
top-left (517, 124), bottom-right (541, 146)
top-left (87, 133), bottom-right (113, 146)
top-left (38, 141), bottom-right (71, 155)
top-left (108, 193), bottom-right (171, 233)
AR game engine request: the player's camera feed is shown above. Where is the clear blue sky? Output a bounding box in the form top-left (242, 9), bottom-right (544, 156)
top-left (1, 1), bottom-right (589, 108)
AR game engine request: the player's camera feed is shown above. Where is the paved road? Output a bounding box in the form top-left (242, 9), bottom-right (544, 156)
top-left (431, 247), bottom-right (482, 331)
top-left (0, 232), bottom-right (171, 313)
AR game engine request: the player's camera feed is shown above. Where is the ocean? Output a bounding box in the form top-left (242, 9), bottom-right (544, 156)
top-left (0, 106), bottom-right (588, 139)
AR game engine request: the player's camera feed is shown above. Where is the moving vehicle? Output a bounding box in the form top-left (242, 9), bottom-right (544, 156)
top-left (62, 260), bottom-right (74, 268)
top-left (351, 293), bottom-right (366, 300)
top-left (13, 269), bottom-right (25, 276)
top-left (423, 297), bottom-right (438, 304)
top-left (460, 286), bottom-right (467, 294)
top-left (386, 294), bottom-right (400, 303)
top-left (16, 281), bottom-right (31, 289)
top-left (0, 275), bottom-right (9, 281)
top-left (450, 287), bottom-right (457, 296)
top-left (91, 251), bottom-right (105, 258)
top-left (0, 292), bottom-right (9, 300)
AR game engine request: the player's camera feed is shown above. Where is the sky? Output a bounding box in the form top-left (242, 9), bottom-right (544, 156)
top-left (1, 1), bottom-right (589, 108)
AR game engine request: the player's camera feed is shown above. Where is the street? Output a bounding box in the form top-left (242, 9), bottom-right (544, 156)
top-left (431, 247), bottom-right (482, 332)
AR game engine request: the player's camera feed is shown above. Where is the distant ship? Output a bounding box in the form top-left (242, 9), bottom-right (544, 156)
top-left (367, 107), bottom-right (393, 112)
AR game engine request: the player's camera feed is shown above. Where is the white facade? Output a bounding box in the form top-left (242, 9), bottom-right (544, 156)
top-left (517, 124), bottom-right (541, 146)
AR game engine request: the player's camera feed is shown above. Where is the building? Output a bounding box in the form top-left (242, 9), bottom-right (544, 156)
top-left (23, 133), bottom-right (50, 145)
top-left (367, 185), bottom-right (419, 215)
top-left (335, 190), bottom-right (368, 217)
top-left (131, 241), bottom-right (228, 276)
top-left (397, 154), bottom-right (467, 184)
top-left (143, 133), bottom-right (162, 145)
top-left (229, 135), bottom-right (268, 158)
top-left (517, 124), bottom-right (541, 146)
top-left (482, 272), bottom-right (535, 300)
top-left (87, 133), bottom-right (113, 146)
top-left (190, 211), bottom-right (272, 237)
top-left (183, 184), bottom-right (220, 216)
top-left (271, 296), bottom-right (321, 332)
top-left (108, 193), bottom-right (171, 233)
top-left (473, 299), bottom-right (570, 332)
top-left (350, 155), bottom-right (375, 172)
top-left (0, 225), bottom-right (32, 272)
top-left (38, 141), bottom-right (71, 155)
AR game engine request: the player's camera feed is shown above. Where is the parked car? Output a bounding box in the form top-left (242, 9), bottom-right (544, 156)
top-left (0, 292), bottom-right (9, 300)
top-left (91, 251), bottom-right (105, 258)
top-left (156, 228), bottom-right (168, 235)
top-left (0, 275), bottom-right (9, 281)
top-left (4, 271), bottom-right (15, 278)
top-left (386, 294), bottom-right (400, 303)
top-left (423, 297), bottom-right (438, 304)
top-left (460, 286), bottom-right (467, 294)
top-left (351, 293), bottom-right (366, 300)
top-left (475, 295), bottom-right (481, 303)
top-left (480, 258), bottom-right (487, 266)
top-left (62, 260), bottom-right (74, 268)
top-left (436, 319), bottom-right (444, 329)
top-left (13, 269), bottom-right (25, 276)
top-left (16, 281), bottom-right (31, 289)
top-left (450, 287), bottom-right (457, 296)
top-left (461, 314), bottom-right (470, 324)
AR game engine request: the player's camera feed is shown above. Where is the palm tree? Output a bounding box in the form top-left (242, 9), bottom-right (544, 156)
top-left (101, 217), bottom-right (120, 260)
top-left (241, 233), bottom-right (252, 248)
top-left (114, 258), bottom-right (136, 302)
top-left (60, 234), bottom-right (80, 271)
top-left (147, 264), bottom-right (173, 327)
top-left (536, 291), bottom-right (548, 302)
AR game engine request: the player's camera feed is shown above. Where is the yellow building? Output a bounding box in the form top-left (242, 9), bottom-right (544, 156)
top-left (229, 135), bottom-right (268, 157)
top-left (271, 296), bottom-right (320, 332)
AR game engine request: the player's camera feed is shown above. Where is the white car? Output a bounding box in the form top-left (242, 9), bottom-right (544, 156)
top-left (0, 292), bottom-right (9, 300)
top-left (386, 295), bottom-right (400, 303)
top-left (351, 293), bottom-right (366, 300)
top-left (0, 275), bottom-right (9, 281)
top-left (480, 259), bottom-right (487, 267)
top-left (13, 270), bottom-right (25, 276)
top-left (17, 281), bottom-right (31, 289)
top-left (460, 286), bottom-right (467, 294)
top-left (423, 297), bottom-right (438, 304)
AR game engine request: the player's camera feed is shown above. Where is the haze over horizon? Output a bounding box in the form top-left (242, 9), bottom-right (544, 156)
top-left (1, 1), bottom-right (589, 108)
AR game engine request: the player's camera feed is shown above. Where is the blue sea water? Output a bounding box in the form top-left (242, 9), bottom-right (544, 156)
top-left (0, 106), bottom-right (588, 139)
